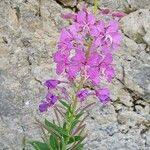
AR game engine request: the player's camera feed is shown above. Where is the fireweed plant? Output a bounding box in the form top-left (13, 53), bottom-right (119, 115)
top-left (30, 3), bottom-right (126, 150)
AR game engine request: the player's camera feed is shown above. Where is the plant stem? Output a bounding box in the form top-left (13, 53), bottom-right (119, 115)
top-left (72, 77), bottom-right (83, 114)
top-left (64, 76), bottom-right (84, 146)
top-left (94, 0), bottom-right (98, 15)
top-left (64, 33), bottom-right (93, 149)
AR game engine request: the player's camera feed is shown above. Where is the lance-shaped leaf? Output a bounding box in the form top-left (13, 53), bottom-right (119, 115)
top-left (59, 100), bottom-right (70, 108)
top-left (67, 136), bottom-right (83, 144)
top-left (54, 108), bottom-right (61, 126)
top-left (49, 135), bottom-right (59, 150)
top-left (69, 135), bottom-right (86, 150)
top-left (70, 112), bottom-right (84, 130)
top-left (45, 119), bottom-right (68, 136)
top-left (30, 141), bottom-right (49, 150)
top-left (35, 119), bottom-right (61, 138)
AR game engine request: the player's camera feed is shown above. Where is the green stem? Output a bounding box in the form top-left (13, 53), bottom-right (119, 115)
top-left (94, 0), bottom-right (98, 15)
top-left (64, 33), bottom-right (93, 149)
top-left (72, 78), bottom-right (83, 114)
top-left (64, 77), bottom-right (84, 146)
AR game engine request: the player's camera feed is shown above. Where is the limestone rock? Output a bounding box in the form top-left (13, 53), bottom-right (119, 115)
top-left (120, 9), bottom-right (150, 43)
top-left (87, 0), bottom-right (150, 11)
top-left (117, 111), bottom-right (146, 126)
top-left (88, 104), bottom-right (117, 124)
top-left (144, 31), bottom-right (150, 46)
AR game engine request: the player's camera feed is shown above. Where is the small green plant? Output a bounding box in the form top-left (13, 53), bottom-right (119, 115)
top-left (30, 100), bottom-right (87, 150)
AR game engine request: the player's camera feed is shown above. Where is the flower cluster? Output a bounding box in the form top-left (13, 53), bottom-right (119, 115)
top-left (39, 8), bottom-right (123, 112)
top-left (54, 9), bottom-right (122, 83)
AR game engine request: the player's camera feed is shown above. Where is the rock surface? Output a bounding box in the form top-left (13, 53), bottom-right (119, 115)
top-left (0, 0), bottom-right (150, 150)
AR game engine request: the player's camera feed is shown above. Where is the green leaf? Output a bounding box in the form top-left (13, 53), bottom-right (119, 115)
top-left (60, 136), bottom-right (66, 150)
top-left (75, 112), bottom-right (84, 121)
top-left (59, 100), bottom-right (70, 108)
top-left (36, 119), bottom-right (61, 138)
top-left (74, 143), bottom-right (84, 150)
top-left (45, 119), bottom-right (68, 136)
top-left (30, 141), bottom-right (49, 150)
top-left (49, 135), bottom-right (59, 150)
top-left (70, 112), bottom-right (84, 129)
top-left (68, 136), bottom-right (82, 144)
top-left (63, 122), bottom-right (67, 129)
top-left (69, 135), bottom-right (86, 150)
top-left (71, 119), bottom-right (80, 129)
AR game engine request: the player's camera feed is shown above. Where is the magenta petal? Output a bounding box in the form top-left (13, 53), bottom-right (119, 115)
top-left (39, 102), bottom-right (49, 112)
top-left (87, 67), bottom-right (100, 85)
top-left (87, 13), bottom-right (96, 25)
top-left (77, 10), bottom-right (86, 24)
top-left (96, 88), bottom-right (110, 104)
top-left (72, 49), bottom-right (86, 64)
top-left (53, 51), bottom-right (61, 63)
top-left (94, 37), bottom-right (102, 48)
top-left (59, 28), bottom-right (72, 42)
top-left (44, 80), bottom-right (60, 89)
top-left (104, 66), bottom-right (115, 82)
top-left (101, 46), bottom-right (110, 54)
top-left (77, 89), bottom-right (88, 102)
top-left (97, 21), bottom-right (105, 33)
top-left (103, 53), bottom-right (113, 65)
top-left (100, 8), bottom-right (110, 15)
top-left (56, 63), bottom-right (64, 75)
top-left (112, 11), bottom-right (127, 18)
top-left (61, 13), bottom-right (76, 20)
top-left (67, 65), bottom-right (79, 80)
top-left (46, 93), bottom-right (58, 105)
top-left (107, 20), bottom-right (119, 33)
top-left (111, 32), bottom-right (122, 46)
top-left (90, 25), bottom-right (98, 37)
top-left (88, 52), bottom-right (102, 66)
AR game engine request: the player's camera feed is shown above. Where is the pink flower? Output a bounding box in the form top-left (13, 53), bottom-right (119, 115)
top-left (75, 10), bottom-right (96, 34)
top-left (53, 50), bottom-right (69, 75)
top-left (67, 64), bottom-right (80, 80)
top-left (77, 89), bottom-right (88, 102)
top-left (96, 88), bottom-right (110, 104)
top-left (91, 20), bottom-right (122, 50)
top-left (44, 80), bottom-right (60, 89)
top-left (67, 48), bottom-right (86, 80)
top-left (100, 8), bottom-right (110, 15)
top-left (39, 93), bottom-right (59, 112)
top-left (87, 51), bottom-right (102, 66)
top-left (101, 53), bottom-right (113, 68)
top-left (86, 52), bottom-right (102, 85)
top-left (58, 25), bottom-right (83, 51)
top-left (112, 11), bottom-right (127, 18)
top-left (87, 67), bottom-right (100, 85)
top-left (104, 66), bottom-right (115, 82)
top-left (105, 20), bottom-right (122, 49)
top-left (99, 8), bottom-right (126, 18)
top-left (61, 13), bottom-right (76, 20)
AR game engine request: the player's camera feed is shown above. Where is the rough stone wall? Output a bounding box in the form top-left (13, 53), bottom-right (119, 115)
top-left (0, 0), bottom-right (150, 150)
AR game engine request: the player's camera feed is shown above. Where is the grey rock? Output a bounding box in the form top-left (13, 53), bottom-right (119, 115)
top-left (134, 66), bottom-right (150, 101)
top-left (144, 31), bottom-right (150, 46)
top-left (121, 9), bottom-right (150, 43)
top-left (146, 131), bottom-right (150, 146)
top-left (117, 111), bottom-right (146, 126)
top-left (95, 0), bottom-right (150, 11)
top-left (88, 104), bottom-right (117, 124)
